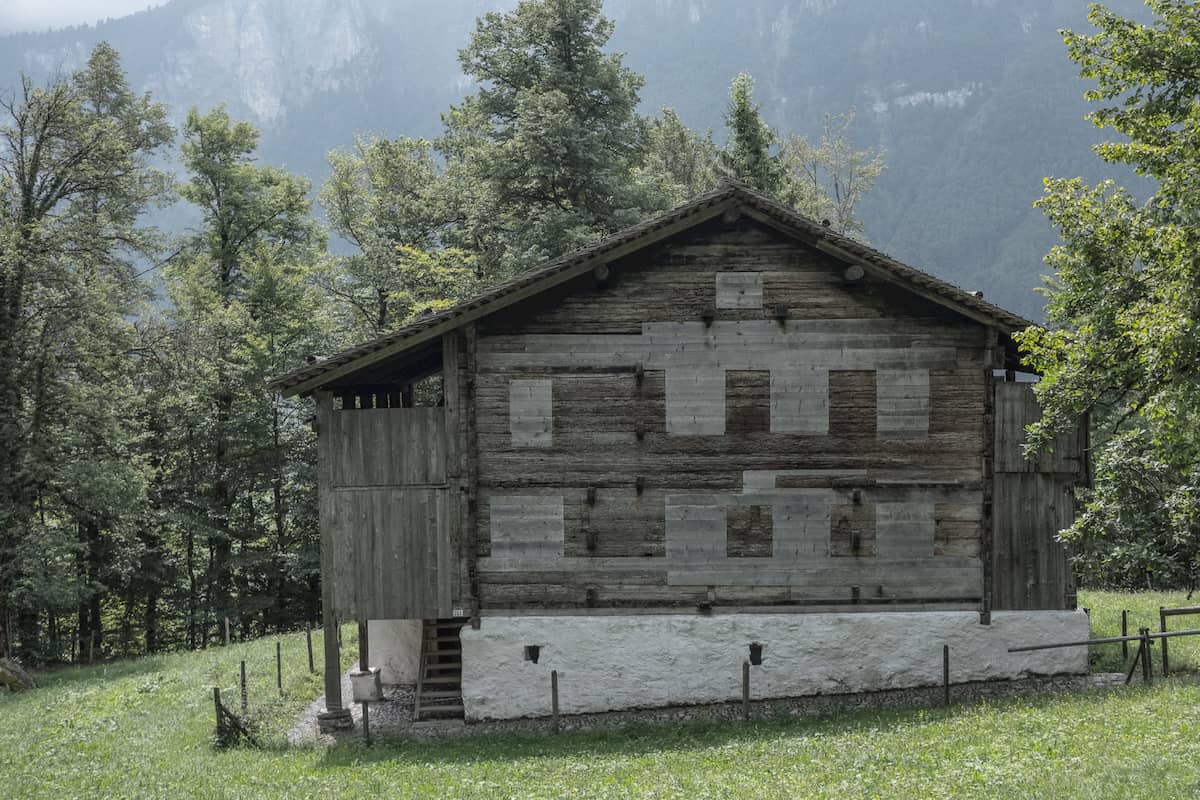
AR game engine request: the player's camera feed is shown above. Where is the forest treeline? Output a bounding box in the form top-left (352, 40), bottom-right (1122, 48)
top-left (0, 0), bottom-right (883, 663)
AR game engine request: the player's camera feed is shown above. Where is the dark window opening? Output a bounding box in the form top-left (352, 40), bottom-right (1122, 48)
top-left (831, 502), bottom-right (876, 557)
top-left (829, 370), bottom-right (877, 437)
top-left (726, 370), bottom-right (771, 433)
top-left (524, 645), bottom-right (541, 664)
top-left (727, 504), bottom-right (773, 558)
top-left (749, 643), bottom-right (764, 666)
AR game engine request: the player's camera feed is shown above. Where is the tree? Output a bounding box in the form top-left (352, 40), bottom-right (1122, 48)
top-left (1016, 0), bottom-right (1200, 589)
top-left (0, 42), bottom-right (172, 658)
top-left (716, 75), bottom-right (884, 237)
top-left (319, 136), bottom-right (479, 339)
top-left (779, 110), bottom-right (885, 239)
top-left (441, 0), bottom-right (656, 276)
top-left (718, 72), bottom-right (783, 193)
top-left (167, 106), bottom-right (328, 643)
top-left (640, 108), bottom-right (719, 207)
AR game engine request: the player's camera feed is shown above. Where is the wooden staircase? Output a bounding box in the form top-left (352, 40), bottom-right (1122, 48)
top-left (413, 618), bottom-right (466, 721)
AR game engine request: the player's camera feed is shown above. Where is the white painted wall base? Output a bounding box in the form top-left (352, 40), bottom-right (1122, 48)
top-left (367, 619), bottom-right (422, 685)
top-left (459, 610), bottom-right (1089, 721)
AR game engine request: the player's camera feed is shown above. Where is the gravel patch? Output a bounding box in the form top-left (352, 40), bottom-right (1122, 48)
top-left (290, 671), bottom-right (1132, 744)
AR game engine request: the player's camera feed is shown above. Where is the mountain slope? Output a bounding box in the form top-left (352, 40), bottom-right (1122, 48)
top-left (0, 0), bottom-right (1150, 318)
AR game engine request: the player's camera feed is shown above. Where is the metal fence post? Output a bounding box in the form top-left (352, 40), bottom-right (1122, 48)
top-left (240, 660), bottom-right (248, 715)
top-left (1121, 610), bottom-right (1128, 662)
top-left (943, 645), bottom-right (950, 706)
top-left (742, 660), bottom-right (750, 722)
top-left (551, 670), bottom-right (560, 732)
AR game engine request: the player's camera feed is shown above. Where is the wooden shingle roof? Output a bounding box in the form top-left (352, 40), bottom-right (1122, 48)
top-left (270, 178), bottom-right (1032, 396)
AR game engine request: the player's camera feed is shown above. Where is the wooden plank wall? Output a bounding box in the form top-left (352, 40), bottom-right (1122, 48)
top-left (469, 217), bottom-right (992, 611)
top-left (321, 405), bottom-right (455, 619)
top-left (992, 381), bottom-right (1084, 610)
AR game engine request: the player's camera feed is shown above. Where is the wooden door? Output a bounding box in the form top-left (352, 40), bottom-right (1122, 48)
top-left (992, 382), bottom-right (1086, 610)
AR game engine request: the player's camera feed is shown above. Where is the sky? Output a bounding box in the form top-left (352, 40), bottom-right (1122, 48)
top-left (0, 1), bottom-right (168, 33)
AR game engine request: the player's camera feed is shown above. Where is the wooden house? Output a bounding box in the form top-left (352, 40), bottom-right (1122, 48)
top-left (269, 179), bottom-right (1089, 726)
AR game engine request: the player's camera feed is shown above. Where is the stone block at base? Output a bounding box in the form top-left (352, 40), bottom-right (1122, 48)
top-left (460, 609), bottom-right (1089, 721)
top-left (317, 708), bottom-right (355, 733)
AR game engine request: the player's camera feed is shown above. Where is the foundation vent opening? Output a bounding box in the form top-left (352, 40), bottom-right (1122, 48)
top-left (749, 643), bottom-right (764, 666)
top-left (524, 645), bottom-right (541, 664)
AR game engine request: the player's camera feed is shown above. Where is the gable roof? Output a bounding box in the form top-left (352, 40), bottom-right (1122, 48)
top-left (270, 178), bottom-right (1034, 396)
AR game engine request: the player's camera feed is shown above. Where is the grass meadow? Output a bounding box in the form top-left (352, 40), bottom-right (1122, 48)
top-left (1, 591), bottom-right (1198, 799)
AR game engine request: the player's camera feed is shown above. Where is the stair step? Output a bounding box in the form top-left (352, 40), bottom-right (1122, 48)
top-left (416, 689), bottom-right (463, 699)
top-left (420, 676), bottom-right (462, 685)
top-left (426, 635), bottom-right (462, 643)
top-left (419, 706), bottom-right (464, 718)
top-left (423, 664), bottom-right (461, 674)
top-left (424, 653), bottom-right (461, 662)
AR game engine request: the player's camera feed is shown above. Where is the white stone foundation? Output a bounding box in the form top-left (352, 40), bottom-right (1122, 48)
top-left (367, 619), bottom-right (422, 685)
top-left (459, 610), bottom-right (1088, 721)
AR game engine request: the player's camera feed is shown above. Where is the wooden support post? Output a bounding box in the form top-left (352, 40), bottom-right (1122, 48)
top-left (240, 660), bottom-right (248, 715)
top-left (1160, 607), bottom-right (1169, 677)
top-left (276, 642), bottom-right (283, 694)
top-left (742, 660), bottom-right (750, 722)
top-left (1121, 610), bottom-right (1129, 662)
top-left (316, 392), bottom-right (351, 734)
top-left (943, 645), bottom-right (950, 707)
top-left (1140, 628), bottom-right (1153, 685)
top-left (359, 620), bottom-right (369, 671)
top-left (306, 627), bottom-right (314, 674)
top-left (224, 617), bottom-right (230, 646)
top-left (551, 670), bottom-right (560, 732)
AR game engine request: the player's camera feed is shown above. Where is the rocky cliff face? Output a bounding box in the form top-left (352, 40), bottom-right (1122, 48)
top-left (0, 0), bottom-right (1150, 317)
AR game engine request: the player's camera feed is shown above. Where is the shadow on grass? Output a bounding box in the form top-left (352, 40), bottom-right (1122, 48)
top-left (309, 681), bottom-right (1157, 770)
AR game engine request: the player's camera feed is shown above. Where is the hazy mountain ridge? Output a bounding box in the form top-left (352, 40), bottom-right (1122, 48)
top-left (0, 0), bottom-right (1150, 317)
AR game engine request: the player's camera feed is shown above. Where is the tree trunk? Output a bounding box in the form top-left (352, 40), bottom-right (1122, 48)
top-left (144, 587), bottom-right (158, 655)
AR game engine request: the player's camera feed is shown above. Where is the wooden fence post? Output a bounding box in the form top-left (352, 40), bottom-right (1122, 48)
top-left (1160, 607), bottom-right (1169, 677)
top-left (240, 660), bottom-right (248, 715)
top-left (213, 687), bottom-right (224, 738)
top-left (1140, 628), bottom-right (1152, 685)
top-left (1121, 610), bottom-right (1128, 662)
top-left (306, 627), bottom-right (314, 674)
top-left (276, 641), bottom-right (283, 694)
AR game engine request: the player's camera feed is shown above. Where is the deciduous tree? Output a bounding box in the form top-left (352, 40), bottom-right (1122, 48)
top-left (1017, 0), bottom-right (1200, 588)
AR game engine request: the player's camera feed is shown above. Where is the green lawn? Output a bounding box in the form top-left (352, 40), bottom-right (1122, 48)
top-left (2, 593), bottom-right (1199, 799)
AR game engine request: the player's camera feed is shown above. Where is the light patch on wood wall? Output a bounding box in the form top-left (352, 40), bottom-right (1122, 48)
top-left (771, 491), bottom-right (834, 559)
top-left (876, 502), bottom-right (935, 558)
top-left (770, 367), bottom-right (829, 433)
top-left (876, 369), bottom-right (929, 439)
top-left (665, 499), bottom-right (726, 558)
top-left (510, 379), bottom-right (553, 448)
top-left (715, 272), bottom-right (763, 309)
top-left (666, 369), bottom-right (726, 435)
top-left (490, 495), bottom-right (565, 558)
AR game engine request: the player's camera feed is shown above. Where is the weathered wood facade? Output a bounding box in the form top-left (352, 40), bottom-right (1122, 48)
top-left (272, 180), bottom-right (1088, 722)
